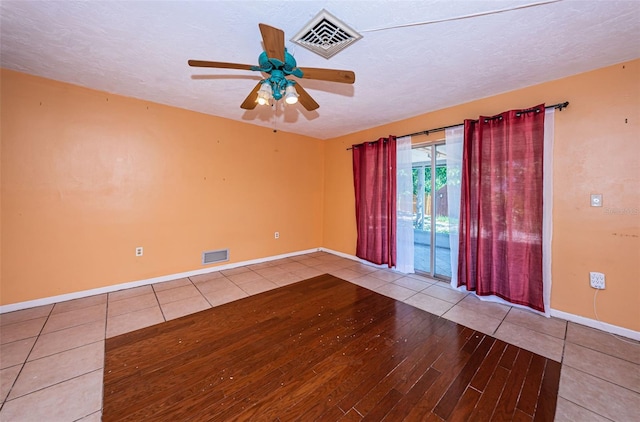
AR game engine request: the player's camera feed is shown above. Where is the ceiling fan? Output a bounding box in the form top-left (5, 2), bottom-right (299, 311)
top-left (188, 23), bottom-right (355, 111)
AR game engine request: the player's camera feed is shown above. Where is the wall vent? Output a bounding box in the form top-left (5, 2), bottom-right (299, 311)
top-left (291, 9), bottom-right (362, 59)
top-left (202, 249), bottom-right (229, 265)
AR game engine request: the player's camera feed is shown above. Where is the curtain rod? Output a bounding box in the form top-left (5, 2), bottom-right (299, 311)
top-left (346, 101), bottom-right (569, 150)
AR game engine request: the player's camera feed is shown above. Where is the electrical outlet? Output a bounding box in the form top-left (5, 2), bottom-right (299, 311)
top-left (589, 272), bottom-right (605, 289)
top-left (135, 247), bottom-right (143, 257)
top-left (274, 232), bottom-right (280, 239)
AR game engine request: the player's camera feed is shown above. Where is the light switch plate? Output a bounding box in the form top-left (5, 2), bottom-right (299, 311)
top-left (590, 194), bottom-right (603, 207)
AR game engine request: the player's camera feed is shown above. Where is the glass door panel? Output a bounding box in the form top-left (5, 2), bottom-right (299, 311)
top-left (412, 143), bottom-right (452, 279)
top-left (412, 146), bottom-right (431, 273)
top-left (434, 144), bottom-right (451, 278)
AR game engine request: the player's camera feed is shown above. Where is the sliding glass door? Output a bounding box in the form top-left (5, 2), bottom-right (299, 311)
top-left (412, 142), bottom-right (451, 278)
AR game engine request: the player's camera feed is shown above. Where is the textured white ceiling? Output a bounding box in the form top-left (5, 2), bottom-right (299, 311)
top-left (1, 0), bottom-right (639, 139)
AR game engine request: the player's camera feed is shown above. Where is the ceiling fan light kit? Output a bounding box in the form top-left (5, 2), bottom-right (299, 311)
top-left (256, 78), bottom-right (298, 106)
top-left (188, 23), bottom-right (355, 112)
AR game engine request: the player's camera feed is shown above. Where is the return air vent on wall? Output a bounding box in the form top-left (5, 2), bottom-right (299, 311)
top-left (291, 9), bottom-right (362, 59)
top-left (202, 249), bottom-right (229, 265)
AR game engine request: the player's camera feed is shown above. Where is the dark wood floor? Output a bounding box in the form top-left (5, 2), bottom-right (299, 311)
top-left (103, 274), bottom-right (560, 421)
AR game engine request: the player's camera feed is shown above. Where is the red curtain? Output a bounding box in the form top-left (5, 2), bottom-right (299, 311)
top-left (458, 105), bottom-right (545, 312)
top-left (352, 136), bottom-right (397, 267)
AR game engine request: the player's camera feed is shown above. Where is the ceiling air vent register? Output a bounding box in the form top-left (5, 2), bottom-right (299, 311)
top-left (291, 9), bottom-right (362, 59)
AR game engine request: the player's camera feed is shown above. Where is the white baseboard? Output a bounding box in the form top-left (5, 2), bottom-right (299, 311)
top-left (3, 247), bottom-right (638, 343)
top-left (0, 248), bottom-right (320, 314)
top-left (550, 309), bottom-right (640, 341)
top-left (319, 247), bottom-right (390, 269)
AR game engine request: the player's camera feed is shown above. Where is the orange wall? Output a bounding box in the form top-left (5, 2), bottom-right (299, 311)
top-left (323, 60), bottom-right (640, 331)
top-left (1, 69), bottom-right (324, 304)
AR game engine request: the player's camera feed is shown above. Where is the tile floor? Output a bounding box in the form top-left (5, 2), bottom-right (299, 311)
top-left (1, 251), bottom-right (638, 421)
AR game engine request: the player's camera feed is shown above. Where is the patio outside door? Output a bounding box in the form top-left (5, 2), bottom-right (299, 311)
top-left (412, 143), bottom-right (451, 279)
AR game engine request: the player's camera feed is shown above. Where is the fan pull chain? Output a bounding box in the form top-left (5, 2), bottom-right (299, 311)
top-left (272, 102), bottom-right (278, 133)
